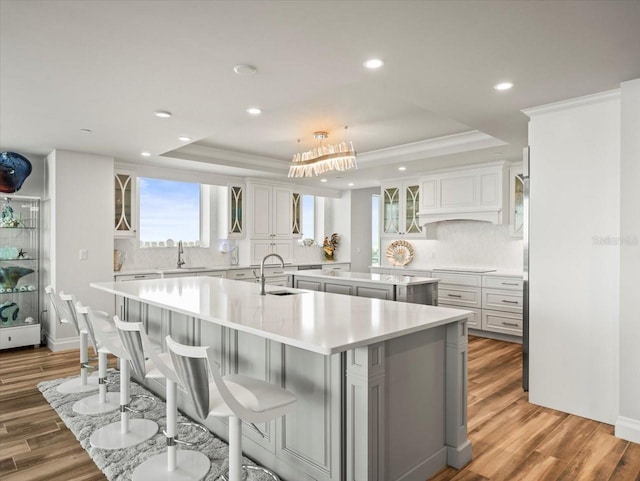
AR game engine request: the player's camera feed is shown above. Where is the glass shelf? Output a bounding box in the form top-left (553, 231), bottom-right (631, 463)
top-left (0, 258), bottom-right (37, 262)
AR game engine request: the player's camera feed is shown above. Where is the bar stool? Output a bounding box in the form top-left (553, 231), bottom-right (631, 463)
top-left (71, 302), bottom-right (121, 415)
top-left (71, 304), bottom-right (159, 449)
top-left (114, 317), bottom-right (211, 481)
top-left (45, 286), bottom-right (100, 394)
top-left (166, 335), bottom-right (297, 481)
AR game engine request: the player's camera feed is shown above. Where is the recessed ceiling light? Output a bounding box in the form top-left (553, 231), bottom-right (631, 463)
top-left (178, 136), bottom-right (192, 142)
top-left (398, 166), bottom-right (407, 171)
top-left (154, 110), bottom-right (172, 118)
top-left (246, 107), bottom-right (262, 115)
top-left (80, 128), bottom-right (92, 133)
top-left (364, 58), bottom-right (384, 70)
top-left (494, 82), bottom-right (514, 91)
top-left (233, 64), bottom-right (257, 75)
top-left (321, 178), bottom-right (328, 183)
top-left (141, 152), bottom-right (152, 157)
top-left (348, 183), bottom-right (354, 187)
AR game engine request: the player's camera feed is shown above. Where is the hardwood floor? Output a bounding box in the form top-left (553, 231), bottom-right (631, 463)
top-left (0, 337), bottom-right (638, 481)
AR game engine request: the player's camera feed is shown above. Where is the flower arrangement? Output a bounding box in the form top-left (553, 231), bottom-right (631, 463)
top-left (323, 233), bottom-right (339, 261)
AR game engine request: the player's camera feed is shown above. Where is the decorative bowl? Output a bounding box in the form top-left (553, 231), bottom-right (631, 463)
top-left (0, 266), bottom-right (34, 289)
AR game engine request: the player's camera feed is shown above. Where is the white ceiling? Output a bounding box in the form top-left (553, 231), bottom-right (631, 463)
top-left (1, 0), bottom-right (639, 190)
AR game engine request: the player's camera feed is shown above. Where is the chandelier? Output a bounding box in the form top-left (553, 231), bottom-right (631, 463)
top-left (288, 126), bottom-right (357, 178)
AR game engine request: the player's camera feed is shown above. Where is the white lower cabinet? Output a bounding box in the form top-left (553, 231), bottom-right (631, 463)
top-left (482, 309), bottom-right (523, 336)
top-left (0, 324), bottom-right (40, 349)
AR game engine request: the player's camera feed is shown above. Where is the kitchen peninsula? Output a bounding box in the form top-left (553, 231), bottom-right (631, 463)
top-left (91, 276), bottom-right (472, 481)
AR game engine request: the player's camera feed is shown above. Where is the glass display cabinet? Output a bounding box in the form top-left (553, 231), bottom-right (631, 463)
top-left (0, 195), bottom-right (40, 349)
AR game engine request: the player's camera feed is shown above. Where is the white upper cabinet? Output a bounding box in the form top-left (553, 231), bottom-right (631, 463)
top-left (248, 182), bottom-right (292, 239)
top-left (114, 169), bottom-right (136, 237)
top-left (381, 181), bottom-right (423, 238)
top-left (419, 161), bottom-right (509, 225)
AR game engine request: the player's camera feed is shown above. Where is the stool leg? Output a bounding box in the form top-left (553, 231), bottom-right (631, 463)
top-left (228, 417), bottom-right (242, 481)
top-left (120, 361), bottom-right (130, 434)
top-left (89, 357), bottom-right (158, 450)
top-left (167, 379), bottom-right (177, 471)
top-left (80, 331), bottom-right (89, 386)
top-left (71, 350), bottom-right (119, 414)
top-left (98, 351), bottom-right (108, 403)
top-left (56, 331), bottom-right (100, 394)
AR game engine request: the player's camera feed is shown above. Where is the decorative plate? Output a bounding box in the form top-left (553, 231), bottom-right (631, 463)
top-left (386, 240), bottom-right (415, 267)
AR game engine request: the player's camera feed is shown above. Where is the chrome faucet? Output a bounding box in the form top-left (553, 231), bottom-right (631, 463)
top-left (177, 240), bottom-right (185, 268)
top-left (260, 253), bottom-right (284, 295)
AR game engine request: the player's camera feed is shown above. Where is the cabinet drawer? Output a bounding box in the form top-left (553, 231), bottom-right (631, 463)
top-left (369, 267), bottom-right (389, 275)
top-left (483, 276), bottom-right (523, 290)
top-left (433, 272), bottom-right (482, 287)
top-left (482, 310), bottom-right (523, 336)
top-left (227, 269), bottom-right (256, 281)
top-left (438, 286), bottom-right (481, 308)
top-left (455, 307), bottom-right (481, 329)
top-left (115, 273), bottom-right (161, 281)
top-left (483, 289), bottom-right (523, 313)
top-left (197, 270), bottom-right (227, 278)
top-left (1, 325), bottom-right (40, 349)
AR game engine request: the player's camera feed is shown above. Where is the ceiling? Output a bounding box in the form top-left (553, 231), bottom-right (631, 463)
top-left (1, 0), bottom-right (639, 190)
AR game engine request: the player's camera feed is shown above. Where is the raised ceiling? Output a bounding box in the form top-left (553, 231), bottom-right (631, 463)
top-left (1, 0), bottom-right (639, 189)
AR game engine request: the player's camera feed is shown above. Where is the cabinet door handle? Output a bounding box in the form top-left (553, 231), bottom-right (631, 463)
top-left (447, 294), bottom-right (462, 298)
top-left (501, 282), bottom-right (520, 286)
top-left (501, 300), bottom-right (519, 304)
top-left (236, 273), bottom-right (245, 277)
top-left (502, 321), bottom-right (520, 327)
top-left (134, 275), bottom-right (147, 279)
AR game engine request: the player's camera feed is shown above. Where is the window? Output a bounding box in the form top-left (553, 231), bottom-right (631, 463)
top-left (302, 194), bottom-right (316, 241)
top-left (372, 194), bottom-right (381, 264)
top-left (138, 177), bottom-right (203, 245)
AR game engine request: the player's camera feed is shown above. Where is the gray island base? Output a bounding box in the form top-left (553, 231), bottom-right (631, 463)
top-left (91, 277), bottom-right (472, 481)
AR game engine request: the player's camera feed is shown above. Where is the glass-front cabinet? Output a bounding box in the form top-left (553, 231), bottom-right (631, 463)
top-left (228, 184), bottom-right (245, 238)
top-left (381, 182), bottom-right (423, 238)
top-left (114, 170), bottom-right (136, 237)
top-left (291, 192), bottom-right (301, 237)
top-left (0, 195), bottom-right (40, 349)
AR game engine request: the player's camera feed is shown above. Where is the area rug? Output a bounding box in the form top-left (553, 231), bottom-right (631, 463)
top-left (38, 371), bottom-right (274, 480)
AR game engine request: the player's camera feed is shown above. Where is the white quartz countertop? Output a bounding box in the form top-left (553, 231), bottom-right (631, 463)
top-left (371, 265), bottom-right (523, 278)
top-left (91, 277), bottom-right (469, 356)
top-left (114, 261), bottom-right (349, 277)
top-left (292, 269), bottom-right (439, 286)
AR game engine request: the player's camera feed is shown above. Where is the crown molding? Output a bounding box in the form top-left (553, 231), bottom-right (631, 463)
top-left (522, 89), bottom-right (620, 117)
top-left (163, 144), bottom-right (286, 175)
top-left (357, 130), bottom-right (506, 167)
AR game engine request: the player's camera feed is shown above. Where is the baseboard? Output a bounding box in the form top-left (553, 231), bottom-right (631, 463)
top-left (615, 416), bottom-right (640, 444)
top-left (45, 333), bottom-right (80, 352)
top-left (396, 447), bottom-right (448, 481)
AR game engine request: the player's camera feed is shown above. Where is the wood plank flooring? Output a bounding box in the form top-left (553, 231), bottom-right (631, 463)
top-left (0, 337), bottom-right (638, 481)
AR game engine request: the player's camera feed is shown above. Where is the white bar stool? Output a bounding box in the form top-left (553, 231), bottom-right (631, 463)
top-left (166, 336), bottom-right (297, 481)
top-left (114, 317), bottom-right (211, 481)
top-left (72, 304), bottom-right (159, 449)
top-left (45, 286), bottom-right (100, 394)
top-left (71, 302), bottom-right (121, 415)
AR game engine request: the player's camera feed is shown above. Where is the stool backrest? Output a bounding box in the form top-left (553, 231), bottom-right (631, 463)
top-left (75, 302), bottom-right (126, 358)
top-left (44, 286), bottom-right (79, 334)
top-left (59, 292), bottom-right (81, 334)
top-left (166, 336), bottom-right (210, 419)
top-left (166, 335), bottom-right (259, 423)
top-left (114, 316), bottom-right (178, 383)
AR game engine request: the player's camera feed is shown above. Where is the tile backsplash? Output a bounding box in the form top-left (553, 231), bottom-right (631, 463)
top-left (383, 221), bottom-right (523, 270)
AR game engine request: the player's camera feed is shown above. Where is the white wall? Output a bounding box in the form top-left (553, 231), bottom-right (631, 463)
top-left (350, 187), bottom-right (379, 272)
top-left (617, 79), bottom-right (640, 443)
top-left (526, 91), bottom-right (621, 424)
top-left (46, 149), bottom-right (114, 350)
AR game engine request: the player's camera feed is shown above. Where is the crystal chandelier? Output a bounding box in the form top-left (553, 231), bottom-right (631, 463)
top-left (288, 126), bottom-right (357, 178)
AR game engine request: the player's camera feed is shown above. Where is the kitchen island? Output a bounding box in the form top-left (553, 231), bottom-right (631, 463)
top-left (289, 269), bottom-right (440, 305)
top-left (91, 276), bottom-right (472, 481)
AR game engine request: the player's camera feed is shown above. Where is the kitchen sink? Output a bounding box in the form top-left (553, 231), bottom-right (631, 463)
top-left (267, 290), bottom-right (302, 296)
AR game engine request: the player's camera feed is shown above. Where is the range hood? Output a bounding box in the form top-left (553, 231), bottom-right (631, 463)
top-left (419, 207), bottom-right (503, 225)
top-left (418, 161), bottom-right (509, 226)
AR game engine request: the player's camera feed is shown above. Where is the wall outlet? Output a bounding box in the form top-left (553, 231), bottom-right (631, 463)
top-left (79, 249), bottom-right (88, 261)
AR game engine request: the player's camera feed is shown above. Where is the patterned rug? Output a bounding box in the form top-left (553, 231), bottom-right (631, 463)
top-left (38, 371), bottom-right (273, 480)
